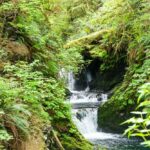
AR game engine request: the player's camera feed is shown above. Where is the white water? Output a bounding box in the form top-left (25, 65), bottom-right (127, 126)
top-left (68, 72), bottom-right (120, 141)
top-left (68, 72), bottom-right (75, 91)
top-left (65, 72), bottom-right (148, 150)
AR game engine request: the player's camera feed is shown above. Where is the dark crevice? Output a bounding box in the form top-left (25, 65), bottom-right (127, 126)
top-left (74, 54), bottom-right (126, 92)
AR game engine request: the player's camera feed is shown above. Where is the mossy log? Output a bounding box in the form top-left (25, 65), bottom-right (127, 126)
top-left (64, 29), bottom-right (112, 48)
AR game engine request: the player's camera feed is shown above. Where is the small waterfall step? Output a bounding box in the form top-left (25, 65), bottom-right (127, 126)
top-left (71, 101), bottom-right (101, 109)
top-left (67, 71), bottom-right (112, 140)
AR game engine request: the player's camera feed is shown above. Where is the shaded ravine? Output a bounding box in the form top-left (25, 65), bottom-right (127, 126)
top-left (67, 72), bottom-right (149, 150)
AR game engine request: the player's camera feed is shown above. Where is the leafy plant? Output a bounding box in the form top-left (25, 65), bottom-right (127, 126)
top-left (0, 78), bottom-right (31, 148)
top-left (123, 83), bottom-right (150, 147)
top-left (0, 129), bottom-right (12, 141)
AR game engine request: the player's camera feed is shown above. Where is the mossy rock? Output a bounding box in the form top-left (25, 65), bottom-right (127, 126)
top-left (98, 54), bottom-right (150, 132)
top-left (98, 96), bottom-right (131, 133)
top-left (52, 119), bottom-right (93, 150)
top-left (97, 78), bottom-right (139, 133)
top-left (61, 135), bottom-right (93, 150)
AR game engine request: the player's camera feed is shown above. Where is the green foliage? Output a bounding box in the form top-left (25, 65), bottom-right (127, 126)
top-left (0, 0), bottom-right (84, 73)
top-left (97, 0), bottom-right (150, 135)
top-left (0, 129), bottom-right (12, 150)
top-left (91, 0), bottom-right (150, 60)
top-left (0, 60), bottom-right (73, 148)
top-left (0, 48), bottom-right (8, 60)
top-left (66, 0), bottom-right (149, 70)
top-left (0, 0), bottom-right (92, 149)
top-left (90, 46), bottom-right (108, 59)
top-left (123, 83), bottom-right (150, 147)
top-left (0, 0), bottom-right (149, 149)
top-left (3, 61), bottom-right (71, 121)
top-left (0, 129), bottom-right (12, 141)
top-left (0, 77), bottom-right (31, 147)
top-left (58, 46), bottom-right (84, 72)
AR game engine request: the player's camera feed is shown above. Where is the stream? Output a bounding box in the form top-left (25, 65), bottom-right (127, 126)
top-left (67, 72), bottom-right (149, 150)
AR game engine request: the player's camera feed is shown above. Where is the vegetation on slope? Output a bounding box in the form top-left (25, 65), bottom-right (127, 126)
top-left (0, 0), bottom-right (96, 149)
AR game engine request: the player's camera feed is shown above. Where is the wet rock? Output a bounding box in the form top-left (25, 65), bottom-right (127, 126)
top-left (76, 112), bottom-right (82, 121)
top-left (97, 97), bottom-right (102, 101)
top-left (77, 95), bottom-right (84, 99)
top-left (65, 88), bottom-right (72, 97)
top-left (72, 101), bottom-right (100, 109)
top-left (74, 69), bottom-right (88, 91)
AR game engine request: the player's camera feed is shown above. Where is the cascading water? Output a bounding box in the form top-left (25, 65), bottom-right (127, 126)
top-left (67, 72), bottom-right (149, 150)
top-left (68, 72), bottom-right (75, 91)
top-left (68, 73), bottom-right (119, 140)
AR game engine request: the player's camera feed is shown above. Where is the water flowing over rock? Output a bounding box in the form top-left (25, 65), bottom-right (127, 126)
top-left (68, 72), bottom-right (120, 141)
top-left (67, 71), bottom-right (148, 150)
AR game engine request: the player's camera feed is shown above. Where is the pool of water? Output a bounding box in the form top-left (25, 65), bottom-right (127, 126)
top-left (93, 138), bottom-right (149, 150)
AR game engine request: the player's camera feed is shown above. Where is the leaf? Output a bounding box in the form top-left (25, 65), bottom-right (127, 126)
top-left (11, 104), bottom-right (31, 116)
top-left (128, 99), bottom-right (134, 105)
top-left (131, 111), bottom-right (147, 115)
top-left (123, 124), bottom-right (138, 136)
top-left (137, 101), bottom-right (150, 108)
top-left (131, 133), bottom-right (145, 137)
top-left (0, 130), bottom-right (13, 141)
top-left (0, 110), bottom-right (5, 115)
top-left (141, 141), bottom-right (150, 147)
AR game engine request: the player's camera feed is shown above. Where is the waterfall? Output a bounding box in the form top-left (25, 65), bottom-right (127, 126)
top-left (66, 72), bottom-right (147, 150)
top-left (86, 71), bottom-right (92, 83)
top-left (72, 108), bottom-right (97, 134)
top-left (68, 72), bottom-right (75, 91)
top-left (68, 72), bottom-right (119, 140)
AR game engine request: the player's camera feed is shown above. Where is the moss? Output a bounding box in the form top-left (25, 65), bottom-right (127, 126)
top-left (89, 46), bottom-right (108, 59)
top-left (64, 29), bottom-right (111, 49)
top-left (98, 54), bottom-right (150, 132)
top-left (18, 131), bottom-right (45, 150)
top-left (52, 119), bottom-right (93, 150)
top-left (98, 85), bottom-right (135, 133)
top-left (70, 4), bottom-right (86, 19)
top-left (61, 134), bottom-right (93, 150)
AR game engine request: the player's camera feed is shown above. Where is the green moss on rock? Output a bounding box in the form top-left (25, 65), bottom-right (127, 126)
top-left (98, 85), bottom-right (135, 133)
top-left (98, 53), bottom-right (150, 132)
top-left (61, 134), bottom-right (93, 150)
